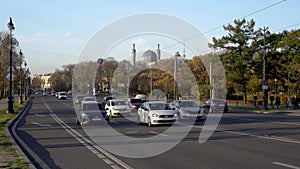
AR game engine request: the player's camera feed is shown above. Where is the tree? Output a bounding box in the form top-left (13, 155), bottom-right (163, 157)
top-left (209, 19), bottom-right (257, 101)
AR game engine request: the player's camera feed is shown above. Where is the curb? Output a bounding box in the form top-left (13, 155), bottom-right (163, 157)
top-left (5, 100), bottom-right (36, 169)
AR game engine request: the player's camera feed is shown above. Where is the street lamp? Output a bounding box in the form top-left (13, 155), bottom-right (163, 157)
top-left (24, 62), bottom-right (27, 100)
top-left (274, 78), bottom-right (277, 101)
top-left (174, 51), bottom-right (180, 100)
top-left (257, 27), bottom-right (271, 110)
top-left (7, 17), bottom-right (15, 113)
top-left (19, 50), bottom-right (23, 104)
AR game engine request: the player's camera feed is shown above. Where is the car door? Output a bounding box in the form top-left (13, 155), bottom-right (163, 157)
top-left (138, 103), bottom-right (145, 123)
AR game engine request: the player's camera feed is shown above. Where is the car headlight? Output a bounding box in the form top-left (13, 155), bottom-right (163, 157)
top-left (152, 114), bottom-right (159, 117)
top-left (174, 113), bottom-right (178, 117)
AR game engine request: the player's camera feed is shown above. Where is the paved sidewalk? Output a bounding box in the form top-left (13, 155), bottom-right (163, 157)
top-left (0, 99), bottom-right (7, 110)
top-left (229, 103), bottom-right (300, 116)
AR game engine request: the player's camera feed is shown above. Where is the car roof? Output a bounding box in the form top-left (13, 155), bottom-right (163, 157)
top-left (145, 101), bottom-right (167, 104)
top-left (175, 100), bottom-right (195, 102)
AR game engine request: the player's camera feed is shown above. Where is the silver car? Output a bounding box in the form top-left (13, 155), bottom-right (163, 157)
top-left (170, 100), bottom-right (205, 121)
top-left (138, 101), bottom-right (178, 127)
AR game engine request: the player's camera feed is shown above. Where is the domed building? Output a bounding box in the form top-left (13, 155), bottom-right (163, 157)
top-left (142, 50), bottom-right (157, 63)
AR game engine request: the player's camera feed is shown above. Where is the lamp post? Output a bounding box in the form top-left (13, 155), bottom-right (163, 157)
top-left (19, 50), bottom-right (23, 104)
top-left (257, 27), bottom-right (270, 110)
top-left (174, 51), bottom-right (180, 100)
top-left (7, 17), bottom-right (15, 113)
top-left (274, 78), bottom-right (277, 101)
top-left (24, 62), bottom-right (27, 100)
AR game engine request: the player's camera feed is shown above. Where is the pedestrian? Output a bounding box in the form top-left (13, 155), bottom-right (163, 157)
top-left (275, 96), bottom-right (281, 110)
top-left (253, 94), bottom-right (258, 108)
top-left (270, 95), bottom-right (274, 109)
top-left (287, 97), bottom-right (292, 110)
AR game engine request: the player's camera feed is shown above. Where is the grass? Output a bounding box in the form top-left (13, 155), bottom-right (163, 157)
top-left (0, 99), bottom-right (29, 169)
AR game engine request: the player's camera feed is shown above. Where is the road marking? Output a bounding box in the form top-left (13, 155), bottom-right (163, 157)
top-left (192, 125), bottom-right (300, 145)
top-left (150, 131), bottom-right (168, 137)
top-left (35, 114), bottom-right (46, 117)
top-left (103, 159), bottom-right (114, 165)
top-left (43, 100), bottom-right (133, 169)
top-left (32, 122), bottom-right (52, 127)
top-left (223, 130), bottom-right (300, 144)
top-left (272, 162), bottom-right (300, 169)
top-left (125, 131), bottom-right (139, 134)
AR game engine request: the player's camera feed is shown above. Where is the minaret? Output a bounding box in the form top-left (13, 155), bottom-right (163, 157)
top-left (156, 43), bottom-right (161, 61)
top-left (132, 43), bottom-right (136, 68)
top-left (183, 38), bottom-right (186, 59)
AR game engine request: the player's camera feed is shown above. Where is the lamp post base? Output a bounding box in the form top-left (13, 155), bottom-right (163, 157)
top-left (7, 100), bottom-right (14, 113)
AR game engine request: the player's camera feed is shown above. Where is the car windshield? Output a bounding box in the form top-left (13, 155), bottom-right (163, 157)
top-left (111, 101), bottom-right (126, 106)
top-left (83, 103), bottom-right (104, 111)
top-left (149, 103), bottom-right (172, 110)
top-left (180, 101), bottom-right (198, 107)
top-left (130, 99), bottom-right (143, 103)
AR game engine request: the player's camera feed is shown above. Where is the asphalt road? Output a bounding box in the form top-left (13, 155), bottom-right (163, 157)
top-left (13, 95), bottom-right (300, 169)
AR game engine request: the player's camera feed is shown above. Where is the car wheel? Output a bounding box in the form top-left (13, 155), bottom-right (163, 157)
top-left (148, 117), bottom-right (152, 127)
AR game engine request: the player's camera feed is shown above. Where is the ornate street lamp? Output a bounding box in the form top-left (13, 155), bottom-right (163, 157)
top-left (174, 51), bottom-right (180, 100)
top-left (24, 62), bottom-right (27, 100)
top-left (7, 17), bottom-right (15, 113)
top-left (19, 50), bottom-right (23, 104)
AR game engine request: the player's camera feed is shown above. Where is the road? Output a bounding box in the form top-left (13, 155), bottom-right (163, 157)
top-left (12, 95), bottom-right (300, 169)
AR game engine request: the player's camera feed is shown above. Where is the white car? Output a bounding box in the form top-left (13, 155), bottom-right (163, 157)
top-left (58, 92), bottom-right (67, 100)
top-left (170, 100), bottom-right (205, 121)
top-left (105, 99), bottom-right (130, 117)
top-left (137, 101), bottom-right (178, 127)
top-left (81, 97), bottom-right (97, 104)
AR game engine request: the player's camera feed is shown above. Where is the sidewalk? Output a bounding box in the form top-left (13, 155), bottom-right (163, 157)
top-left (229, 103), bottom-right (300, 116)
top-left (0, 99), bottom-right (7, 110)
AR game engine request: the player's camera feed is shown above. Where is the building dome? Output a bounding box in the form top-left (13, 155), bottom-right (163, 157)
top-left (142, 50), bottom-right (157, 63)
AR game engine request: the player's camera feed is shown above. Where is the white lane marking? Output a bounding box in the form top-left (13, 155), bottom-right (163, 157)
top-left (103, 159), bottom-right (114, 165)
top-left (192, 125), bottom-right (300, 145)
top-left (125, 131), bottom-right (139, 134)
top-left (150, 131), bottom-right (168, 137)
top-left (272, 162), bottom-right (300, 169)
top-left (43, 100), bottom-right (133, 169)
top-left (32, 122), bottom-right (52, 127)
top-left (35, 114), bottom-right (46, 117)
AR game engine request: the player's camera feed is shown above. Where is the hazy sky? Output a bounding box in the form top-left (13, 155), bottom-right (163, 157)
top-left (0, 0), bottom-right (299, 74)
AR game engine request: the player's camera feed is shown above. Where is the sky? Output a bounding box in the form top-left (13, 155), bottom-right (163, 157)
top-left (0, 0), bottom-right (299, 75)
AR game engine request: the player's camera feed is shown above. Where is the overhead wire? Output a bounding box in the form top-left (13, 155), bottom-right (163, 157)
top-left (162, 0), bottom-right (287, 50)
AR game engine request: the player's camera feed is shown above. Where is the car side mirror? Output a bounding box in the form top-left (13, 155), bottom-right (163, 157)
top-left (172, 108), bottom-right (176, 110)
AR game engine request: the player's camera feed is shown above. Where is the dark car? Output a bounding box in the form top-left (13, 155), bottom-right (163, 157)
top-left (128, 98), bottom-right (143, 113)
top-left (76, 102), bottom-right (109, 126)
top-left (201, 99), bottom-right (228, 114)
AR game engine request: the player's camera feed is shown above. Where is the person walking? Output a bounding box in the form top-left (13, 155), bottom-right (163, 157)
top-left (275, 96), bottom-right (281, 110)
top-left (287, 97), bottom-right (292, 110)
top-left (270, 95), bottom-right (275, 109)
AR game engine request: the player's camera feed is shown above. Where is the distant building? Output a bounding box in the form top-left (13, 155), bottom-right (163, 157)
top-left (132, 43), bottom-right (161, 67)
top-left (32, 73), bottom-right (52, 90)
